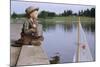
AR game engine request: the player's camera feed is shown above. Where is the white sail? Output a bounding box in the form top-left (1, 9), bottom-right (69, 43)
top-left (73, 17), bottom-right (93, 62)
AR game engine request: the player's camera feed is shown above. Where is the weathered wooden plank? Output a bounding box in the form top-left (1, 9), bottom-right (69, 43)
top-left (17, 45), bottom-right (50, 66)
top-left (10, 46), bottom-right (21, 66)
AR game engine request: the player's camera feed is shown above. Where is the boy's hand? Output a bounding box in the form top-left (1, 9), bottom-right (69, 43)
top-left (32, 24), bottom-right (37, 28)
top-left (30, 28), bottom-right (36, 32)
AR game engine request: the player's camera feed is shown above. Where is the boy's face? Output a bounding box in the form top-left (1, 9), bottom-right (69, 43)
top-left (30, 10), bottom-right (38, 19)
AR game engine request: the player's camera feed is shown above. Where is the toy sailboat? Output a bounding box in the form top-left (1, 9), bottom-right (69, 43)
top-left (73, 17), bottom-right (93, 62)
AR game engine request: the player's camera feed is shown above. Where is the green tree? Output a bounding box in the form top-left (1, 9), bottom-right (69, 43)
top-left (11, 12), bottom-right (17, 18)
top-left (61, 10), bottom-right (73, 16)
top-left (90, 8), bottom-right (95, 17)
top-left (38, 11), bottom-right (48, 18)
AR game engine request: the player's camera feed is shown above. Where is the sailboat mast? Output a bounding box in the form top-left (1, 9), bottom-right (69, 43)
top-left (76, 17), bottom-right (80, 62)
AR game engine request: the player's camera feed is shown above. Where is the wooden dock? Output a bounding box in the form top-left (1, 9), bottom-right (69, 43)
top-left (17, 45), bottom-right (50, 66)
top-left (10, 24), bottom-right (50, 67)
top-left (10, 45), bottom-right (50, 67)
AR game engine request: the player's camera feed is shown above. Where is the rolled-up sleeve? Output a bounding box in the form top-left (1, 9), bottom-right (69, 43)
top-left (23, 21), bottom-right (32, 34)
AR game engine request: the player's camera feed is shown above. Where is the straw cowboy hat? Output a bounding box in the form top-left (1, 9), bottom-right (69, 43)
top-left (25, 6), bottom-right (39, 14)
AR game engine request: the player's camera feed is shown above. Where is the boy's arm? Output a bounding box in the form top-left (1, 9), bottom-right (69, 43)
top-left (23, 21), bottom-right (36, 34)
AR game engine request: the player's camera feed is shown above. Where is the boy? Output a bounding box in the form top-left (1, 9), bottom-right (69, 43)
top-left (15, 6), bottom-right (43, 46)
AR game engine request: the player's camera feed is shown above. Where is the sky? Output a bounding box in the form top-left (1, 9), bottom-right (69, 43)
top-left (11, 1), bottom-right (95, 14)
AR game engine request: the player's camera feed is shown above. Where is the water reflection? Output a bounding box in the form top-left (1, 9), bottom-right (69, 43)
top-left (40, 21), bottom-right (56, 32)
top-left (40, 21), bottom-right (95, 32)
top-left (60, 23), bottom-right (73, 32)
top-left (81, 22), bottom-right (95, 32)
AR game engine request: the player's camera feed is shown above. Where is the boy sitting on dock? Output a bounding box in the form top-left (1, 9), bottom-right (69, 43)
top-left (15, 6), bottom-right (43, 46)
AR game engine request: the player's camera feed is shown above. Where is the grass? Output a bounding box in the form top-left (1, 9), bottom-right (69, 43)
top-left (39, 16), bottom-right (95, 24)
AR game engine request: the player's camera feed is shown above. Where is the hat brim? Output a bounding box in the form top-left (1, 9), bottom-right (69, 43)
top-left (34, 8), bottom-right (39, 11)
top-left (29, 8), bottom-right (39, 14)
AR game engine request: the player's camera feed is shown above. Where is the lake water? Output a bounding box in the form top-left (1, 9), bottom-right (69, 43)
top-left (10, 21), bottom-right (95, 64)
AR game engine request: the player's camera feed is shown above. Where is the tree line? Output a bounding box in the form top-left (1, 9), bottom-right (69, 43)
top-left (11, 8), bottom-right (95, 18)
